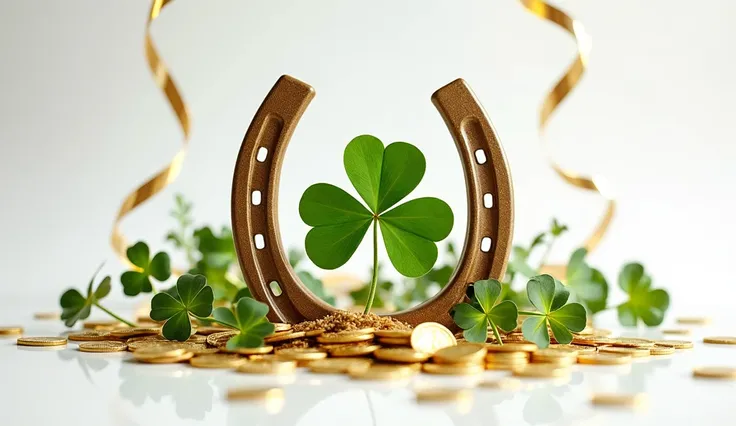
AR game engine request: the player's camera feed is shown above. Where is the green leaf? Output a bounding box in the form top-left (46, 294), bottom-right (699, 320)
top-left (550, 219), bottom-right (568, 237)
top-left (472, 279), bottom-right (501, 312)
top-left (509, 246), bottom-right (538, 278)
top-left (381, 198), bottom-right (453, 241)
top-left (489, 301), bottom-right (518, 332)
top-left (548, 318), bottom-right (573, 344)
top-left (527, 274), bottom-right (556, 314)
top-left (149, 292), bottom-right (182, 322)
top-left (212, 306), bottom-right (238, 329)
top-left (121, 271), bottom-right (152, 296)
top-left (126, 242), bottom-right (150, 269)
top-left (149, 252), bottom-right (171, 281)
top-left (376, 142), bottom-right (425, 213)
top-left (150, 274), bottom-right (214, 342)
top-left (522, 275), bottom-right (588, 348)
top-left (222, 297), bottom-right (275, 349)
top-left (522, 316), bottom-right (550, 348)
top-left (452, 279), bottom-right (518, 343)
top-left (305, 219), bottom-right (372, 269)
top-left (297, 271), bottom-right (335, 305)
top-left (549, 303), bottom-right (587, 332)
top-left (619, 263), bottom-right (645, 293)
top-left (299, 183), bottom-right (372, 226)
top-left (93, 276), bottom-right (111, 300)
top-left (463, 319), bottom-right (490, 343)
top-left (452, 303), bottom-right (486, 329)
top-left (343, 134), bottom-right (384, 212)
top-left (551, 279), bottom-right (570, 311)
top-left (232, 287), bottom-right (252, 304)
top-left (617, 263), bottom-right (669, 327)
top-left (59, 266), bottom-right (111, 327)
top-left (617, 302), bottom-right (637, 327)
top-left (379, 220), bottom-right (438, 277)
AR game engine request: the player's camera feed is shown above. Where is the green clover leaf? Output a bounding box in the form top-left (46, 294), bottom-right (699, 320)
top-left (212, 297), bottom-right (275, 349)
top-left (121, 242), bottom-right (171, 296)
top-left (564, 248), bottom-right (609, 314)
top-left (299, 135), bottom-right (454, 278)
top-left (60, 265), bottom-right (111, 327)
top-left (297, 271), bottom-right (336, 305)
top-left (452, 279), bottom-right (518, 344)
top-left (617, 263), bottom-right (669, 327)
top-left (521, 274), bottom-right (587, 348)
top-left (150, 274), bottom-right (214, 341)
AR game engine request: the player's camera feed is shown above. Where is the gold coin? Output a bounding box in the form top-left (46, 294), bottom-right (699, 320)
top-left (512, 364), bottom-right (570, 379)
top-left (649, 345), bottom-right (676, 356)
top-left (478, 378), bottom-right (522, 390)
top-left (599, 346), bottom-right (650, 358)
top-left (78, 341), bottom-right (128, 353)
top-left (33, 312), bottom-right (60, 320)
top-left (531, 350), bottom-right (576, 367)
top-left (237, 359), bottom-right (297, 375)
top-left (195, 326), bottom-right (232, 335)
top-left (186, 334), bottom-right (208, 344)
top-left (433, 343), bottom-right (487, 364)
top-left (693, 366), bottom-right (736, 380)
top-left (222, 345), bottom-right (273, 355)
top-left (275, 348), bottom-right (327, 361)
top-left (375, 329), bottom-right (412, 339)
top-left (661, 329), bottom-right (691, 335)
top-left (328, 344), bottom-right (380, 357)
top-left (703, 336), bottom-right (736, 345)
top-left (591, 393), bottom-right (647, 407)
top-left (378, 337), bottom-right (411, 346)
top-left (304, 329), bottom-right (325, 337)
top-left (206, 331), bottom-right (238, 347)
top-left (266, 331), bottom-right (307, 344)
top-left (82, 320), bottom-right (123, 330)
top-left (341, 328), bottom-right (375, 335)
top-left (415, 388), bottom-right (472, 402)
top-left (249, 354), bottom-right (278, 361)
top-left (422, 363), bottom-right (484, 376)
top-left (653, 339), bottom-right (693, 349)
top-left (138, 352), bottom-right (194, 364)
top-left (68, 330), bottom-right (113, 341)
top-left (308, 358), bottom-right (372, 374)
top-left (486, 342), bottom-right (538, 353)
top-left (485, 351), bottom-right (529, 361)
top-left (577, 353), bottom-right (632, 365)
top-left (17, 336), bottom-right (67, 347)
top-left (133, 346), bottom-right (187, 360)
top-left (181, 345), bottom-right (219, 355)
top-left (0, 326), bottom-right (23, 336)
top-left (190, 354), bottom-right (247, 368)
top-left (486, 362), bottom-right (529, 371)
top-left (273, 323), bottom-right (292, 333)
top-left (374, 348), bottom-right (430, 363)
top-left (316, 332), bottom-right (374, 344)
top-left (110, 327), bottom-right (161, 338)
top-left (609, 338), bottom-right (655, 348)
top-left (676, 316), bottom-right (711, 325)
top-left (227, 387), bottom-right (284, 402)
top-left (410, 322), bottom-right (456, 354)
top-left (572, 336), bottom-right (614, 347)
top-left (349, 364), bottom-right (416, 381)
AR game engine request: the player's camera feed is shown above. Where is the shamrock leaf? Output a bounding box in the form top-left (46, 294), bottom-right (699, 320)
top-left (452, 279), bottom-right (518, 344)
top-left (60, 265), bottom-right (112, 327)
top-left (564, 248), bottom-right (609, 314)
top-left (299, 135), bottom-right (454, 278)
top-left (212, 297), bottom-right (275, 349)
top-left (617, 263), bottom-right (669, 327)
top-left (121, 242), bottom-right (171, 296)
top-left (297, 271), bottom-right (336, 305)
top-left (521, 275), bottom-right (586, 348)
top-left (150, 274), bottom-right (214, 341)
top-left (508, 246), bottom-right (538, 278)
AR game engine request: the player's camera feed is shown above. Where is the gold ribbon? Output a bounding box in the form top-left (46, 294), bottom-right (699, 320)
top-left (519, 0), bottom-right (615, 272)
top-left (111, 0), bottom-right (190, 265)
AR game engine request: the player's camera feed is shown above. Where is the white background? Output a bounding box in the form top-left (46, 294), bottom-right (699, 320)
top-left (1, 0), bottom-right (734, 313)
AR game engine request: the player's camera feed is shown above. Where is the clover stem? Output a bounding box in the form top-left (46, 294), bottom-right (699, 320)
top-left (518, 310), bottom-right (545, 317)
top-left (93, 302), bottom-right (137, 327)
top-left (363, 218), bottom-right (379, 314)
top-left (488, 320), bottom-right (504, 346)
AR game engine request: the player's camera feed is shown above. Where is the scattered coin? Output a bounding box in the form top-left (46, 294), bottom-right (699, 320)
top-left (0, 326), bottom-right (23, 336)
top-left (703, 336), bottom-right (736, 345)
top-left (83, 320), bottom-right (123, 330)
top-left (206, 331), bottom-right (238, 347)
top-left (195, 326), bottom-right (232, 335)
top-left (692, 366), bottom-right (736, 380)
top-left (132, 346), bottom-right (189, 363)
top-left (423, 363), bottom-right (484, 376)
top-left (190, 354), bottom-right (247, 368)
top-left (237, 359), bottom-right (297, 375)
top-left (486, 342), bottom-right (538, 353)
top-left (222, 345), bottom-right (273, 355)
top-left (378, 337), bottom-right (412, 346)
top-left (591, 392), bottom-right (647, 408)
top-left (654, 340), bottom-right (693, 349)
top-left (512, 364), bottom-right (570, 379)
top-left (649, 345), bottom-right (675, 356)
top-left (478, 378), bottom-right (522, 390)
top-left (227, 387), bottom-right (284, 401)
top-left (304, 329), bottom-right (325, 337)
top-left (676, 316), bottom-right (711, 325)
top-left (531, 349), bottom-right (577, 367)
top-left (17, 337), bottom-right (67, 347)
top-left (273, 323), bottom-right (293, 333)
top-left (577, 353), bottom-right (632, 365)
top-left (33, 312), bottom-right (60, 320)
top-left (308, 358), bottom-right (372, 374)
top-left (78, 341), bottom-right (128, 353)
top-left (349, 364), bottom-right (416, 381)
top-left (433, 343), bottom-right (487, 364)
top-left (68, 330), bottom-right (113, 342)
top-left (316, 332), bottom-right (374, 344)
top-left (609, 338), bottom-right (655, 348)
top-left (375, 329), bottom-right (412, 339)
top-left (661, 329), bottom-right (691, 335)
top-left (599, 346), bottom-right (650, 358)
top-left (110, 327), bottom-right (161, 338)
top-left (275, 348), bottom-right (327, 361)
top-left (411, 322), bottom-right (456, 354)
top-left (415, 388), bottom-right (472, 403)
top-left (374, 348), bottom-right (430, 363)
top-left (485, 351), bottom-right (528, 362)
top-left (266, 331), bottom-right (307, 344)
top-left (328, 344), bottom-right (380, 357)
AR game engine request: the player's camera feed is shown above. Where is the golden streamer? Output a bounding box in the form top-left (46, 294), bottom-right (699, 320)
top-left (111, 0), bottom-right (190, 265)
top-left (519, 0), bottom-right (615, 273)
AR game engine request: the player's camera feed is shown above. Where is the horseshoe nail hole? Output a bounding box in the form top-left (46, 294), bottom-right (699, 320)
top-left (483, 193), bottom-right (493, 208)
top-left (474, 149), bottom-right (487, 165)
top-left (256, 147), bottom-right (268, 162)
top-left (252, 190), bottom-right (262, 206)
top-left (480, 237), bottom-right (492, 253)
top-left (254, 234), bottom-right (265, 250)
top-left (269, 281), bottom-right (282, 297)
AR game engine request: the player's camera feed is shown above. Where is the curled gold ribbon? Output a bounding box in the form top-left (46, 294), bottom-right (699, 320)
top-left (519, 0), bottom-right (615, 271)
top-left (111, 0), bottom-right (190, 265)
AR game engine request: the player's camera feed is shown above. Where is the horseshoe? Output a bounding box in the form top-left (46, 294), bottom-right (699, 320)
top-left (231, 75), bottom-right (514, 328)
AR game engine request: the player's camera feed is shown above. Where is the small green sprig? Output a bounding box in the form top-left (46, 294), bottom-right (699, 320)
top-left (60, 265), bottom-right (136, 328)
top-left (212, 297), bottom-right (275, 349)
top-left (617, 263), bottom-right (669, 326)
top-left (121, 242), bottom-right (171, 296)
top-left (452, 279), bottom-right (518, 343)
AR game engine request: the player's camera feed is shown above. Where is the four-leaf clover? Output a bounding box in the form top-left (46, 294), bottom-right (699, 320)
top-left (453, 279), bottom-right (518, 343)
top-left (60, 266), bottom-right (112, 327)
top-left (150, 274), bottom-right (214, 341)
top-left (212, 297), bottom-right (275, 349)
top-left (299, 135), bottom-right (454, 278)
top-left (521, 274), bottom-right (586, 348)
top-left (617, 263), bottom-right (669, 326)
top-left (121, 242), bottom-right (171, 296)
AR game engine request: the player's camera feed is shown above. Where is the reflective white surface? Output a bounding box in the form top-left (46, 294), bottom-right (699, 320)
top-left (1, 309), bottom-right (734, 426)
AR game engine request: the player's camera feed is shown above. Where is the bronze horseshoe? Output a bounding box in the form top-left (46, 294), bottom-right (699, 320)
top-left (231, 75), bottom-right (514, 328)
